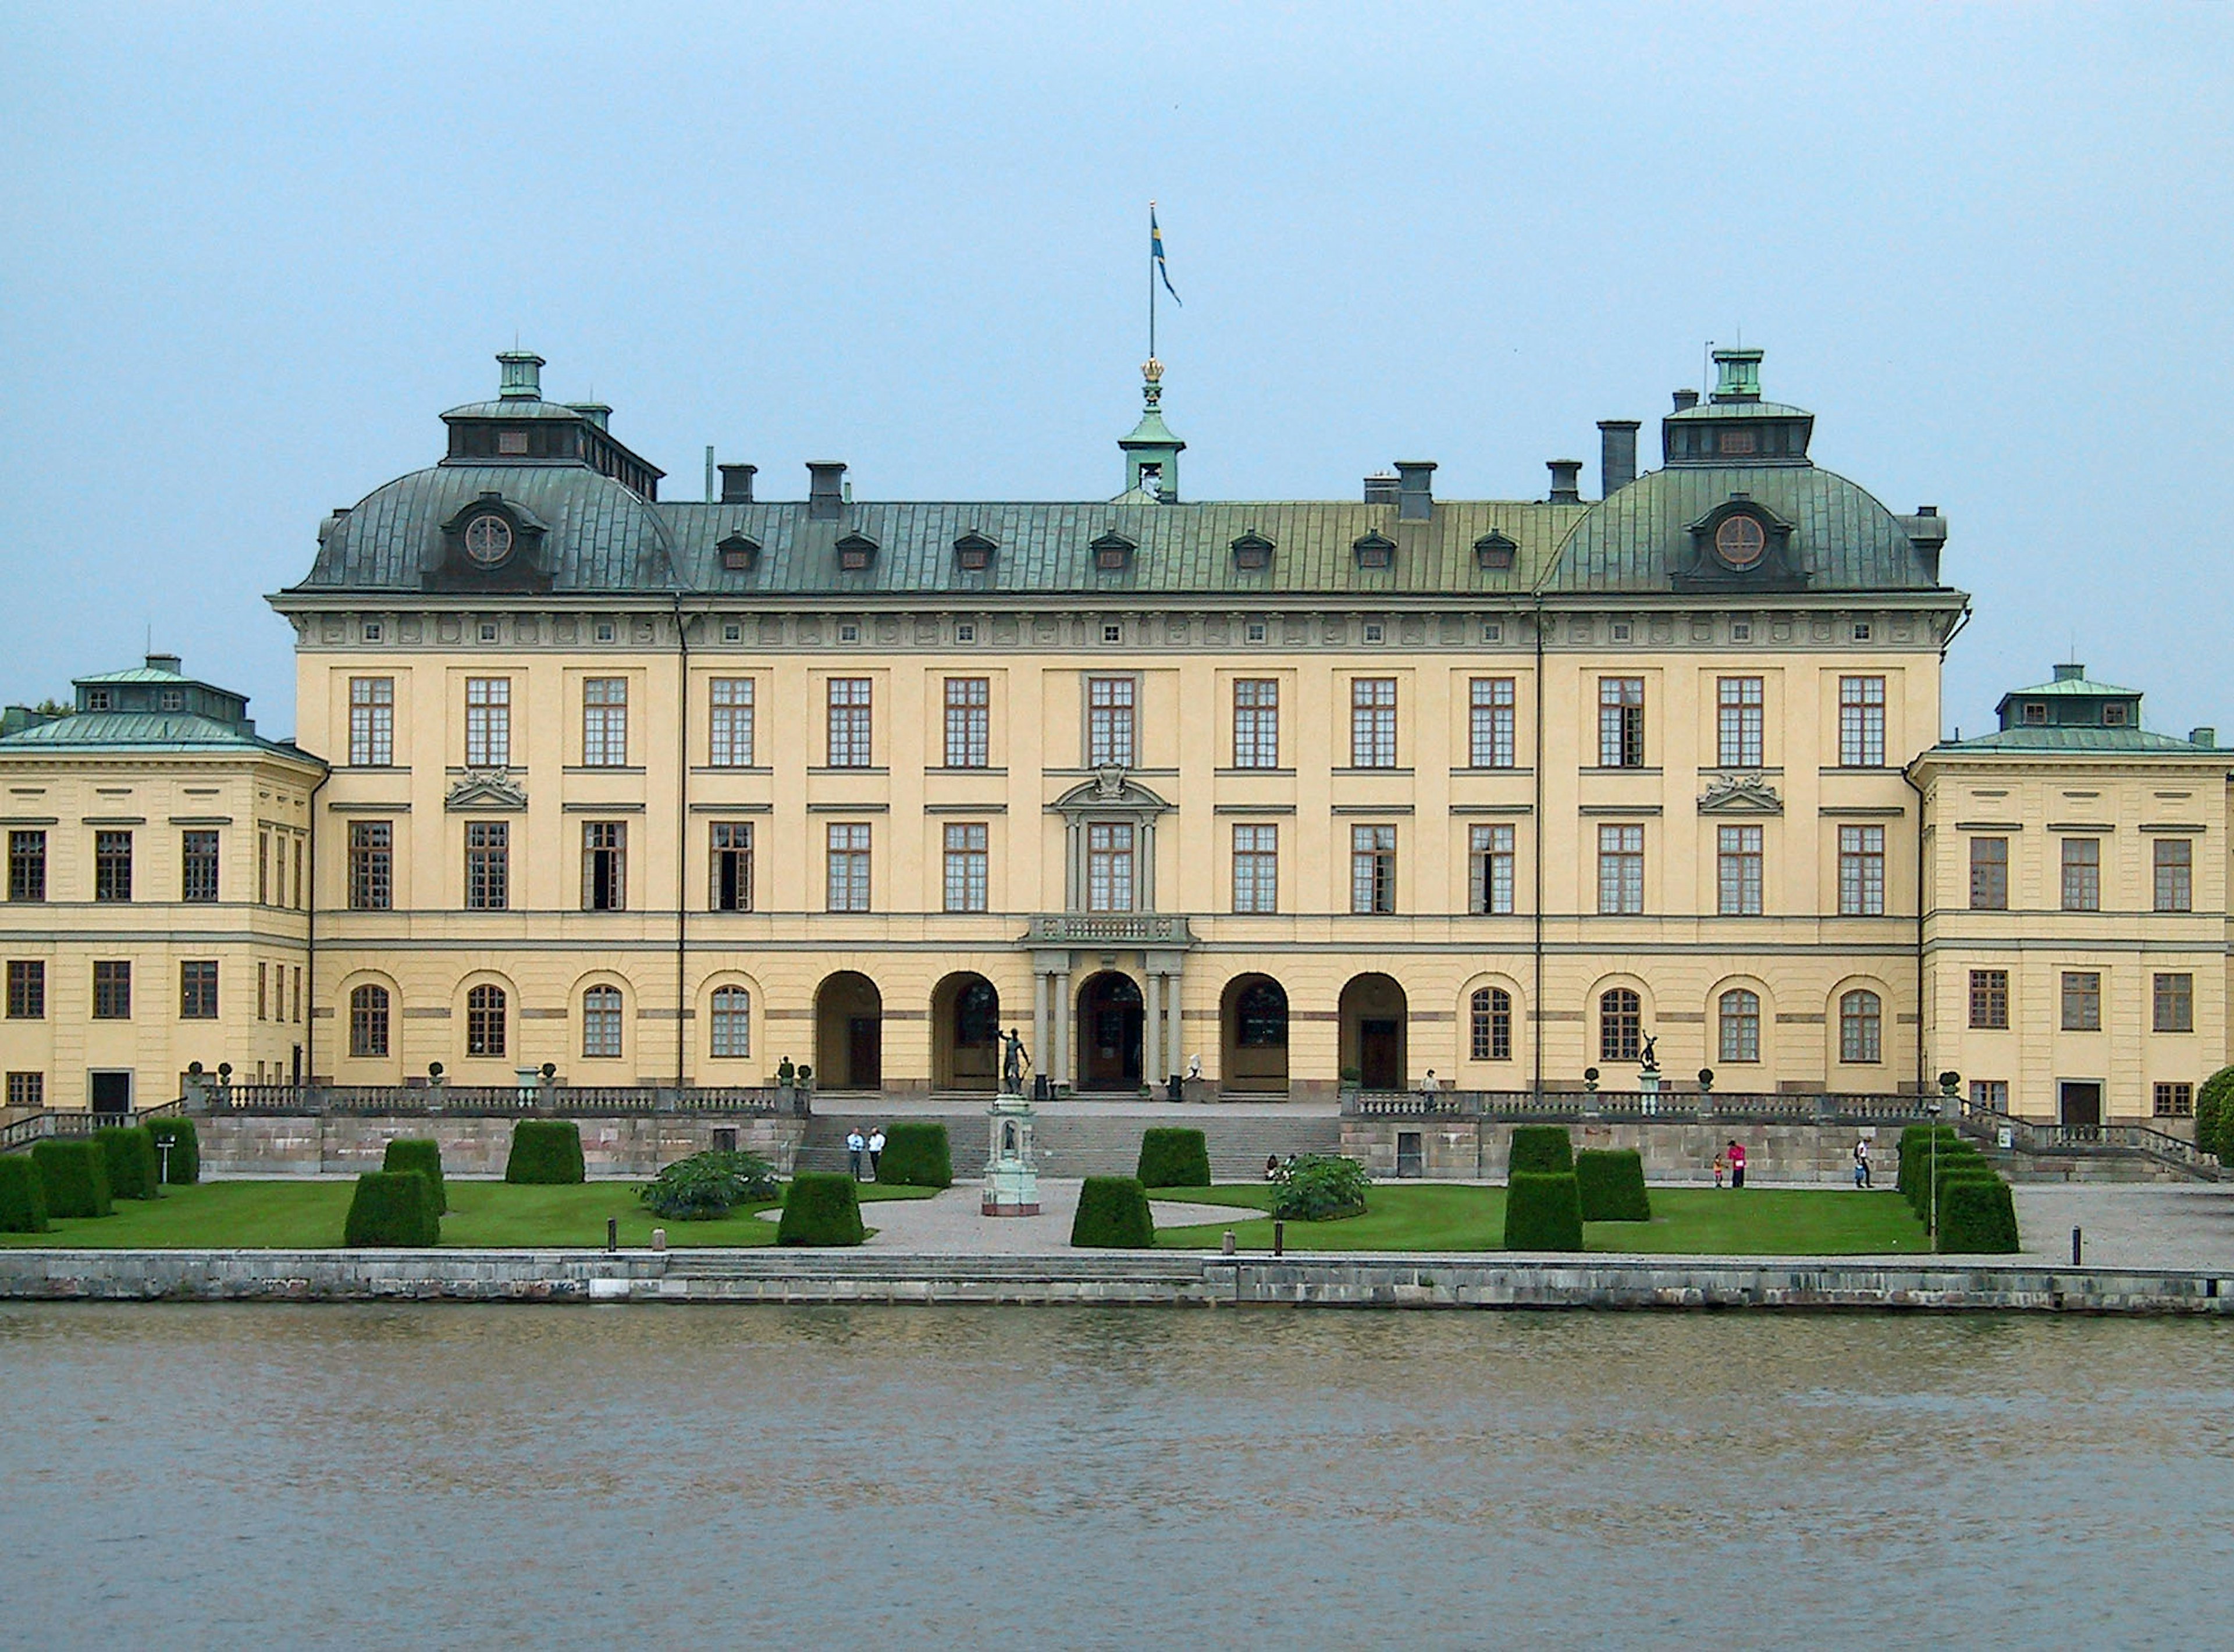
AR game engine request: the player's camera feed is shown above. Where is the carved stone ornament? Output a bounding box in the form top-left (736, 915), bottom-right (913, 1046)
top-left (1093, 763), bottom-right (1129, 800)
top-left (446, 771), bottom-right (528, 812)
top-left (1696, 772), bottom-right (1783, 816)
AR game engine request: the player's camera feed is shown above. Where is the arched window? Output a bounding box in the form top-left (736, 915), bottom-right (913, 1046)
top-left (1235, 980), bottom-right (1288, 1048)
top-left (467, 983), bottom-right (507, 1058)
top-left (1471, 987), bottom-right (1511, 1061)
top-left (1599, 988), bottom-right (1641, 1063)
top-left (582, 985), bottom-right (623, 1059)
top-left (1840, 989), bottom-right (1882, 1064)
top-left (710, 987), bottom-right (751, 1058)
top-left (349, 984), bottom-right (390, 1058)
top-left (1718, 989), bottom-right (1761, 1063)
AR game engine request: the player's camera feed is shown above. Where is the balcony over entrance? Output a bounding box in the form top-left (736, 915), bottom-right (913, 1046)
top-left (1024, 913), bottom-right (1197, 947)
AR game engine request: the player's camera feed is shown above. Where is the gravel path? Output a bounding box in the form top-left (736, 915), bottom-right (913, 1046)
top-left (2012, 1183), bottom-right (2234, 1271)
top-left (759, 1180), bottom-right (1245, 1254)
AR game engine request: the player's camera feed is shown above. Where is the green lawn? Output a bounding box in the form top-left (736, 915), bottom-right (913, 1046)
top-left (1152, 1184), bottom-right (1931, 1255)
top-left (0, 1178), bottom-right (937, 1249)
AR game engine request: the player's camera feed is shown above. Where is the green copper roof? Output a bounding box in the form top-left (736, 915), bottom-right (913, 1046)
top-left (1931, 727), bottom-right (2219, 755)
top-left (2000, 672), bottom-right (2140, 698)
top-left (0, 711), bottom-right (321, 763)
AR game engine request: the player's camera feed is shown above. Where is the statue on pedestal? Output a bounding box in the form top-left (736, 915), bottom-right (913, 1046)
top-left (984, 1029), bottom-right (1041, 1216)
top-left (1637, 1031), bottom-right (1662, 1115)
top-left (1001, 1026), bottom-right (1029, 1096)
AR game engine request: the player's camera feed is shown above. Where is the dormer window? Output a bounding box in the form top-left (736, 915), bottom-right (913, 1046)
top-left (1091, 531), bottom-right (1136, 572)
top-left (159, 690), bottom-right (183, 712)
top-left (1351, 532), bottom-right (1394, 571)
top-left (2103, 703), bottom-right (2131, 727)
top-left (85, 689), bottom-right (112, 712)
top-left (2023, 703), bottom-right (2048, 725)
top-left (835, 532), bottom-right (878, 572)
top-left (718, 533), bottom-right (761, 572)
top-left (1233, 531), bottom-right (1276, 571)
top-left (497, 429), bottom-right (529, 456)
top-left (953, 532), bottom-right (997, 572)
top-left (1474, 532), bottom-right (1517, 572)
top-left (1717, 428), bottom-right (1758, 456)
top-left (1714, 515), bottom-right (1766, 569)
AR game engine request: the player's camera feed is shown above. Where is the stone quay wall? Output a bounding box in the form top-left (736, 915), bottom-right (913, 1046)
top-left (1341, 1117), bottom-right (1912, 1183)
top-left (194, 1114), bottom-right (806, 1178)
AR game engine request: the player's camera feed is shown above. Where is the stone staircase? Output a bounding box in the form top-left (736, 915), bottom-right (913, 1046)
top-left (793, 1108), bottom-right (1340, 1180)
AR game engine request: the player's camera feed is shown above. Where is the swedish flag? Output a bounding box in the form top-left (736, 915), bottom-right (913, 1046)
top-left (1151, 206), bottom-right (1182, 305)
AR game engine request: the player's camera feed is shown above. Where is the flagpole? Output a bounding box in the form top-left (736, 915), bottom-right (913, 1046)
top-left (1148, 199), bottom-right (1157, 362)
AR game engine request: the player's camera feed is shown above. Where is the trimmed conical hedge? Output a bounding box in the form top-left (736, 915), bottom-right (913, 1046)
top-left (30, 1140), bottom-right (111, 1219)
top-left (145, 1117), bottom-right (200, 1185)
top-left (504, 1120), bottom-right (585, 1184)
top-left (1938, 1177), bottom-right (2020, 1254)
top-left (383, 1138), bottom-right (447, 1212)
top-left (1575, 1148), bottom-right (1650, 1222)
top-left (1071, 1176), bottom-right (1155, 1248)
top-left (344, 1170), bottom-right (440, 1247)
top-left (1503, 1171), bottom-right (1584, 1251)
top-left (777, 1172), bottom-right (865, 1245)
top-left (1137, 1127), bottom-right (1211, 1188)
top-left (1507, 1124), bottom-right (1574, 1177)
top-left (95, 1126), bottom-right (160, 1201)
top-left (0, 1156), bottom-right (48, 1233)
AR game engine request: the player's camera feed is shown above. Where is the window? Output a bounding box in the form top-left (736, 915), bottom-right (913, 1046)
top-left (1970, 1079), bottom-right (2009, 1111)
top-left (582, 986), bottom-right (624, 1059)
top-left (159, 689), bottom-right (183, 711)
top-left (348, 822), bottom-right (393, 911)
top-left (1232, 824), bottom-right (1278, 914)
top-left (1598, 824), bottom-right (1644, 914)
top-left (2155, 1081), bottom-right (2196, 1118)
top-left (944, 823), bottom-right (989, 913)
top-left (348, 677), bottom-right (394, 766)
top-left (1717, 677), bottom-right (1765, 767)
top-left (180, 960), bottom-right (218, 1020)
top-left (466, 984), bottom-right (507, 1057)
top-left (711, 987), bottom-right (751, 1058)
top-left (479, 622), bottom-right (499, 643)
top-left (93, 960), bottom-right (131, 1020)
top-left (2061, 970), bottom-right (2102, 1031)
top-left (1362, 622), bottom-right (1384, 644)
top-left (595, 621), bottom-right (616, 643)
top-left (2061, 838), bottom-right (2100, 912)
top-left (1470, 678), bottom-right (1516, 768)
top-left (361, 621), bottom-right (382, 643)
top-left (581, 822), bottom-right (627, 911)
top-left (6, 1073), bottom-right (42, 1109)
top-left (1351, 825), bottom-right (1396, 914)
top-left (1852, 622), bottom-right (1872, 642)
top-left (94, 829), bottom-right (132, 902)
top-left (709, 678), bottom-right (755, 767)
top-left (1717, 825), bottom-right (1763, 916)
top-left (710, 822), bottom-right (753, 912)
top-left (1102, 623), bottom-right (1123, 644)
top-left (827, 824), bottom-right (871, 912)
top-left (838, 623), bottom-right (862, 643)
top-left (1970, 837), bottom-right (2008, 910)
top-left (1088, 823), bottom-right (1136, 913)
top-left (944, 677), bottom-right (990, 768)
top-left (349, 984), bottom-right (390, 1058)
top-left (583, 678), bottom-right (628, 767)
top-left (2154, 972), bottom-right (2194, 1033)
top-left (1233, 679), bottom-right (1280, 768)
top-left (1730, 621), bottom-right (1752, 642)
top-left (257, 962), bottom-right (267, 1020)
top-left (1350, 678), bottom-right (1397, 767)
top-left (182, 830), bottom-right (219, 903)
top-left (1471, 987), bottom-right (1512, 1061)
top-left (1471, 824), bottom-right (1516, 915)
top-left (2155, 839), bottom-right (2193, 912)
top-left (293, 838), bottom-right (305, 910)
top-left (2022, 702), bottom-right (2048, 725)
top-left (293, 966), bottom-right (302, 1024)
top-left (258, 831), bottom-right (270, 905)
top-left (1087, 677), bottom-right (1135, 767)
top-left (7, 830), bottom-right (45, 902)
top-left (465, 678), bottom-right (511, 767)
top-left (2103, 702), bottom-right (2131, 727)
top-left (1719, 989), bottom-right (1761, 1062)
top-left (1598, 677), bottom-right (1645, 767)
top-left (1600, 988), bottom-right (1642, 1062)
top-left (1968, 970), bottom-right (2009, 1030)
top-left (827, 678), bottom-right (873, 767)
top-left (6, 960), bottom-right (43, 1019)
top-left (1839, 677), bottom-right (1887, 766)
top-left (1838, 825), bottom-right (1885, 917)
top-left (1839, 989), bottom-right (1883, 1063)
top-left (1246, 621), bottom-right (1268, 643)
top-left (955, 623), bottom-right (976, 644)
top-left (466, 821), bottom-right (508, 910)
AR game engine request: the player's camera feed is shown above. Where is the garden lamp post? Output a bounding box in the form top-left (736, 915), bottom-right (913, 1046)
top-left (1924, 1096), bottom-right (1943, 1253)
top-left (155, 1135), bottom-right (172, 1195)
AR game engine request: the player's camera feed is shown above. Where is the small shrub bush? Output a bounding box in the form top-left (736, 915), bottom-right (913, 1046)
top-left (1269, 1155), bottom-right (1371, 1221)
top-left (2197, 1064), bottom-right (2234, 1162)
top-left (1574, 1148), bottom-right (1651, 1222)
top-left (1506, 1124), bottom-right (1574, 1178)
top-left (1070, 1176), bottom-right (1155, 1248)
top-left (777, 1172), bottom-right (865, 1245)
top-left (382, 1139), bottom-right (448, 1213)
top-left (31, 1139), bottom-right (111, 1218)
top-left (1897, 1126), bottom-right (1969, 1207)
top-left (1503, 1171), bottom-right (1584, 1251)
top-left (145, 1117), bottom-right (200, 1185)
top-left (344, 1170), bottom-right (440, 1247)
top-left (504, 1120), bottom-right (585, 1185)
top-left (642, 1150), bottom-right (780, 1219)
top-left (95, 1126), bottom-right (160, 1201)
top-left (1136, 1127), bottom-right (1211, 1188)
top-left (1938, 1177), bottom-right (2020, 1254)
top-left (877, 1122), bottom-right (954, 1188)
top-left (0, 1156), bottom-right (48, 1233)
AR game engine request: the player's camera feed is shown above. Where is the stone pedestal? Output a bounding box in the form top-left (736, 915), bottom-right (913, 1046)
top-left (1638, 1069), bottom-right (1662, 1116)
top-left (982, 1091), bottom-right (1041, 1216)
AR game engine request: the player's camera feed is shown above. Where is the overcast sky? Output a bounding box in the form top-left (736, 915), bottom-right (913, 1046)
top-left (3, 2), bottom-right (2230, 742)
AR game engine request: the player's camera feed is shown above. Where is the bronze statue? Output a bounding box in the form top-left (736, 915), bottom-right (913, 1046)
top-left (1001, 1027), bottom-right (1031, 1093)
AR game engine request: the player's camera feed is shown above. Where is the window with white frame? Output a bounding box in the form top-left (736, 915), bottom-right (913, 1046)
top-left (710, 822), bottom-right (752, 912)
top-left (710, 987), bottom-right (750, 1058)
top-left (1470, 677), bottom-right (1516, 768)
top-left (1233, 679), bottom-right (1279, 768)
top-left (1600, 988), bottom-right (1642, 1062)
top-left (1598, 677), bottom-right (1645, 767)
top-left (1351, 825), bottom-right (1396, 914)
top-left (2061, 970), bottom-right (2102, 1031)
top-left (709, 678), bottom-right (755, 766)
top-left (1839, 989), bottom-right (1882, 1062)
top-left (944, 677), bottom-right (990, 768)
top-left (1717, 677), bottom-right (1764, 767)
top-left (582, 821), bottom-right (627, 911)
top-left (827, 823), bottom-right (871, 912)
top-left (581, 986), bottom-right (624, 1059)
top-left (1598, 824), bottom-right (1644, 914)
top-left (1087, 677), bottom-right (1135, 767)
top-left (1232, 824), bottom-right (1278, 913)
top-left (1087, 822), bottom-right (1136, 912)
top-left (349, 984), bottom-right (390, 1058)
top-left (1718, 825), bottom-right (1763, 916)
top-left (827, 678), bottom-right (873, 767)
top-left (2154, 838), bottom-right (2193, 912)
top-left (2154, 972), bottom-right (2194, 1033)
top-left (944, 823), bottom-right (989, 913)
top-left (465, 677), bottom-right (510, 767)
top-left (465, 821), bottom-right (508, 911)
top-left (1838, 676), bottom-right (1887, 767)
top-left (2061, 837), bottom-right (2100, 912)
top-left (1471, 823), bottom-right (1515, 915)
top-left (1719, 988), bottom-right (1760, 1062)
top-left (1350, 678), bottom-right (1397, 767)
top-left (1471, 987), bottom-right (1512, 1060)
top-left (582, 677), bottom-right (628, 766)
top-left (349, 677), bottom-right (394, 766)
top-left (1838, 825), bottom-right (1885, 916)
top-left (466, 983), bottom-right (507, 1057)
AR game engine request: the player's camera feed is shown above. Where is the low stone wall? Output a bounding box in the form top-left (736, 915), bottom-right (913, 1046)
top-left (1341, 1117), bottom-right (1906, 1183)
top-left (194, 1113), bottom-right (806, 1178)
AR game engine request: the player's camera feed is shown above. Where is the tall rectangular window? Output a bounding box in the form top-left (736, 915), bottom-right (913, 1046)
top-left (6, 830), bottom-right (45, 902)
top-left (2155, 838), bottom-right (2193, 913)
top-left (1350, 678), bottom-right (1397, 768)
top-left (179, 960), bottom-right (218, 1020)
top-left (2154, 972), bottom-right (2194, 1033)
top-left (827, 678), bottom-right (873, 767)
top-left (1718, 989), bottom-right (1761, 1063)
top-left (294, 838), bottom-right (304, 909)
top-left (1087, 823), bottom-right (1136, 912)
top-left (348, 821), bottom-right (392, 911)
top-left (581, 988), bottom-right (624, 1059)
top-left (1599, 677), bottom-right (1645, 767)
top-left (827, 823), bottom-right (871, 912)
top-left (1717, 677), bottom-right (1765, 767)
top-left (1471, 824), bottom-right (1515, 915)
top-left (710, 822), bottom-right (753, 912)
top-left (348, 677), bottom-right (394, 766)
top-left (5, 960), bottom-right (43, 1020)
top-left (710, 988), bottom-right (750, 1059)
top-left (709, 678), bottom-right (756, 767)
top-left (944, 677), bottom-right (990, 768)
top-left (582, 821), bottom-right (627, 912)
top-left (5, 1073), bottom-right (42, 1109)
top-left (92, 960), bottom-right (131, 1020)
top-left (257, 962), bottom-right (267, 1020)
top-left (1598, 824), bottom-right (1644, 914)
top-left (1233, 824), bottom-right (1278, 914)
top-left (1839, 825), bottom-right (1886, 916)
top-left (2061, 838), bottom-right (2100, 912)
top-left (94, 830), bottom-right (132, 902)
top-left (465, 677), bottom-right (511, 767)
top-left (1969, 969), bottom-right (2009, 1030)
top-left (182, 829), bottom-right (219, 903)
top-left (1970, 836), bottom-right (2008, 910)
top-left (943, 823), bottom-right (990, 913)
top-left (1471, 988), bottom-right (1513, 1062)
top-left (258, 831), bottom-right (271, 905)
top-left (465, 821), bottom-right (509, 910)
top-left (1839, 676), bottom-right (1887, 766)
top-left (583, 678), bottom-right (628, 767)
top-left (1351, 825), bottom-right (1396, 914)
top-left (2061, 970), bottom-right (2102, 1031)
top-left (1087, 677), bottom-right (1135, 767)
top-left (1714, 825), bottom-right (1762, 916)
top-left (1470, 678), bottom-right (1516, 768)
top-left (1233, 679), bottom-right (1280, 768)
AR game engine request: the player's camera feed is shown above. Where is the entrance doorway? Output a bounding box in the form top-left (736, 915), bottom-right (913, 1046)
top-left (1219, 974), bottom-right (1290, 1094)
top-left (1077, 971), bottom-right (1144, 1091)
top-left (814, 971), bottom-right (883, 1091)
top-left (1339, 973), bottom-right (1408, 1090)
top-left (2059, 1080), bottom-right (2104, 1135)
top-left (932, 973), bottom-right (1001, 1092)
top-left (88, 1071), bottom-right (133, 1115)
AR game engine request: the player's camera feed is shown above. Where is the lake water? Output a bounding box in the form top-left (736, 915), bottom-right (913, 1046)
top-left (3, 1304), bottom-right (2229, 1648)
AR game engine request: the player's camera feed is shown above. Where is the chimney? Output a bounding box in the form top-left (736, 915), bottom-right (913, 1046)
top-left (1546, 459), bottom-right (1583, 505)
top-left (1597, 420), bottom-right (1639, 496)
top-left (568, 402), bottom-right (611, 431)
top-left (1672, 388), bottom-right (1699, 412)
top-left (718, 464), bottom-right (757, 504)
top-left (496, 350), bottom-right (545, 401)
top-left (2190, 727), bottom-right (2217, 749)
top-left (807, 461), bottom-right (846, 521)
top-left (1394, 461), bottom-right (1436, 522)
top-left (1363, 472), bottom-right (1399, 505)
top-left (2054, 663), bottom-right (2086, 682)
top-left (145, 652), bottom-right (182, 675)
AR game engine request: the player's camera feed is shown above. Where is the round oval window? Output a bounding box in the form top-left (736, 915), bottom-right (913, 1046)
top-left (1714, 514), bottom-right (1766, 569)
top-left (464, 514), bottom-right (515, 565)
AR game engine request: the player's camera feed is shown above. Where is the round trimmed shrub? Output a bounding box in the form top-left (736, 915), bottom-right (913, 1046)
top-left (382, 1138), bottom-right (447, 1213)
top-left (777, 1172), bottom-right (865, 1245)
top-left (145, 1117), bottom-right (200, 1185)
top-left (1938, 1177), bottom-right (2020, 1254)
top-left (31, 1139), bottom-right (111, 1219)
top-left (1071, 1176), bottom-right (1155, 1248)
top-left (1136, 1127), bottom-right (1211, 1189)
top-left (504, 1120), bottom-right (585, 1185)
top-left (1269, 1154), bottom-right (1370, 1221)
top-left (642, 1149), bottom-right (779, 1219)
top-left (344, 1170), bottom-right (440, 1247)
top-left (1574, 1148), bottom-right (1651, 1222)
top-left (1503, 1171), bottom-right (1584, 1251)
top-left (0, 1156), bottom-right (48, 1233)
top-left (2196, 1064), bottom-right (2234, 1162)
top-left (1506, 1124), bottom-right (1574, 1178)
top-left (877, 1121), bottom-right (953, 1188)
top-left (95, 1126), bottom-right (159, 1201)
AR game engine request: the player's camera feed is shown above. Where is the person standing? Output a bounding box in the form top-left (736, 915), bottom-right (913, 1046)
top-left (868, 1126), bottom-right (887, 1180)
top-left (1727, 1139), bottom-right (1747, 1190)
top-left (1854, 1136), bottom-right (1872, 1189)
top-left (846, 1127), bottom-right (866, 1180)
top-left (1712, 1149), bottom-right (1727, 1190)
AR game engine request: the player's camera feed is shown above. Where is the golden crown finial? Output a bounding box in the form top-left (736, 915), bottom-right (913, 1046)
top-left (1142, 358), bottom-right (1164, 384)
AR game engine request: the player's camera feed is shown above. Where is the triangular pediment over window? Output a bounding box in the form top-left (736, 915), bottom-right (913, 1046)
top-left (1696, 774), bottom-right (1783, 816)
top-left (446, 771), bottom-right (529, 812)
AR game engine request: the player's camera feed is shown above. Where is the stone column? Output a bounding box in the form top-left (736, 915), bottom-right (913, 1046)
top-left (1031, 971), bottom-right (1050, 1092)
top-left (1165, 963), bottom-right (1184, 1084)
top-left (1052, 969), bottom-right (1072, 1091)
top-left (1144, 969), bottom-right (1162, 1090)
